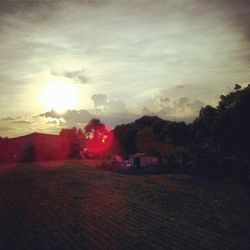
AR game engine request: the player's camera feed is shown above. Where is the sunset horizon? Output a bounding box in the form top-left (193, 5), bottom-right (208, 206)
top-left (0, 2), bottom-right (250, 249)
top-left (1, 0), bottom-right (250, 137)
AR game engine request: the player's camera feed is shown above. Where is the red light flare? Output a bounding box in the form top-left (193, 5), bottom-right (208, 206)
top-left (85, 125), bottom-right (114, 154)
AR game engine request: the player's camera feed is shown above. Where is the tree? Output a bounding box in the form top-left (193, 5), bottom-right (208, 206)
top-left (136, 127), bottom-right (163, 155)
top-left (113, 84), bottom-right (250, 182)
top-left (84, 119), bottom-right (113, 156)
top-left (234, 83), bottom-right (241, 91)
top-left (113, 123), bottom-right (139, 156)
top-left (84, 118), bottom-right (104, 133)
top-left (59, 127), bottom-right (84, 158)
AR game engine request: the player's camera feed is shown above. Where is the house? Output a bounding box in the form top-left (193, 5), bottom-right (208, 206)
top-left (128, 153), bottom-right (160, 168)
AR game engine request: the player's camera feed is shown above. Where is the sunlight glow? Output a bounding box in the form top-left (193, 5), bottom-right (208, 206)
top-left (41, 80), bottom-right (78, 113)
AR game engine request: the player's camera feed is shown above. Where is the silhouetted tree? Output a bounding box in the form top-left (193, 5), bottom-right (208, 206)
top-left (84, 119), bottom-right (113, 156)
top-left (234, 83), bottom-right (241, 91)
top-left (136, 127), bottom-right (163, 155)
top-left (113, 123), bottom-right (139, 156)
top-left (60, 127), bottom-right (84, 158)
top-left (114, 84), bottom-right (250, 182)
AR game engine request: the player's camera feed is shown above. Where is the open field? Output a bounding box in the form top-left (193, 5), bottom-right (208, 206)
top-left (0, 161), bottom-right (249, 250)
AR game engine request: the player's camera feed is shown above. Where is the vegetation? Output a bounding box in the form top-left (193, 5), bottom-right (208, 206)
top-left (59, 118), bottom-right (113, 159)
top-left (1, 84), bottom-right (249, 182)
top-left (113, 84), bottom-right (250, 182)
top-left (59, 127), bottom-right (84, 158)
top-left (0, 161), bottom-right (249, 249)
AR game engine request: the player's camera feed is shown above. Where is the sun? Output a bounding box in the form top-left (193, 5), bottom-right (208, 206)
top-left (41, 80), bottom-right (78, 113)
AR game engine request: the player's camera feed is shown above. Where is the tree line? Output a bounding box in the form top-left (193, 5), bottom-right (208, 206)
top-left (112, 84), bottom-right (250, 182)
top-left (59, 84), bottom-right (249, 182)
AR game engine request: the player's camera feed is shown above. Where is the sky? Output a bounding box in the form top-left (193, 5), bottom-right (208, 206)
top-left (0, 0), bottom-right (250, 137)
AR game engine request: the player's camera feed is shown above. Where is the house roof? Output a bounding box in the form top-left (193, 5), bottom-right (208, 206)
top-left (5, 132), bottom-right (60, 141)
top-left (129, 153), bottom-right (147, 158)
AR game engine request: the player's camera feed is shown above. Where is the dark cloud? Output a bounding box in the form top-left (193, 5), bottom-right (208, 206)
top-left (63, 110), bottom-right (93, 123)
top-left (40, 109), bottom-right (93, 123)
top-left (175, 84), bottom-right (188, 89)
top-left (208, 0), bottom-right (250, 44)
top-left (91, 94), bottom-right (108, 108)
top-left (40, 108), bottom-right (138, 128)
top-left (0, 0), bottom-right (60, 31)
top-left (40, 110), bottom-right (61, 119)
top-left (52, 69), bottom-right (90, 84)
top-left (160, 97), bottom-right (170, 103)
top-left (11, 120), bottom-right (32, 124)
top-left (0, 1), bottom-right (42, 15)
top-left (1, 116), bottom-right (34, 124)
top-left (39, 94), bottom-right (131, 128)
top-left (91, 93), bottom-right (127, 113)
top-left (1, 117), bottom-right (15, 121)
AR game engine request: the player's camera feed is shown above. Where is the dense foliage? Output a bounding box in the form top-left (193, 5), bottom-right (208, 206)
top-left (113, 84), bottom-right (250, 182)
top-left (59, 127), bottom-right (84, 159)
top-left (59, 118), bottom-right (114, 159)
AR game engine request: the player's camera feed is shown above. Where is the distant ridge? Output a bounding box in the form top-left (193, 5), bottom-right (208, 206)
top-left (5, 132), bottom-right (59, 141)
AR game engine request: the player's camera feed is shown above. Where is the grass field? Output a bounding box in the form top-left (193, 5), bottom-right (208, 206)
top-left (0, 160), bottom-right (249, 250)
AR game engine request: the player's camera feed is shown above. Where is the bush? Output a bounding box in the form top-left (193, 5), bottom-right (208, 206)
top-left (95, 160), bottom-right (119, 171)
top-left (167, 146), bottom-right (194, 173)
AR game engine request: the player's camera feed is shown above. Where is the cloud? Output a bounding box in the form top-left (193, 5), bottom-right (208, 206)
top-left (178, 97), bottom-right (190, 109)
top-left (107, 100), bottom-right (127, 113)
top-left (0, 126), bottom-right (11, 132)
top-left (40, 109), bottom-right (93, 125)
top-left (142, 94), bottom-right (205, 122)
top-left (11, 120), bottom-right (32, 124)
top-left (46, 120), bottom-right (58, 125)
top-left (187, 99), bottom-right (205, 112)
top-left (101, 112), bottom-right (139, 127)
top-left (52, 69), bottom-right (90, 84)
top-left (91, 94), bottom-right (108, 108)
top-left (40, 110), bottom-right (61, 119)
top-left (1, 117), bottom-right (15, 121)
top-left (160, 97), bottom-right (170, 103)
top-left (91, 94), bottom-right (127, 113)
top-left (175, 84), bottom-right (188, 89)
top-left (0, 114), bottom-right (70, 138)
top-left (142, 107), bottom-right (156, 116)
top-left (0, 116), bottom-right (33, 125)
top-left (0, 0), bottom-right (250, 131)
top-left (40, 108), bottom-right (138, 128)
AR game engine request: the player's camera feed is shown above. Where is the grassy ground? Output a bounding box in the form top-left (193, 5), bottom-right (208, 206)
top-left (0, 160), bottom-right (249, 250)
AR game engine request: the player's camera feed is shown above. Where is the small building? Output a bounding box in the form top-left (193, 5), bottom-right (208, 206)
top-left (128, 153), bottom-right (159, 168)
